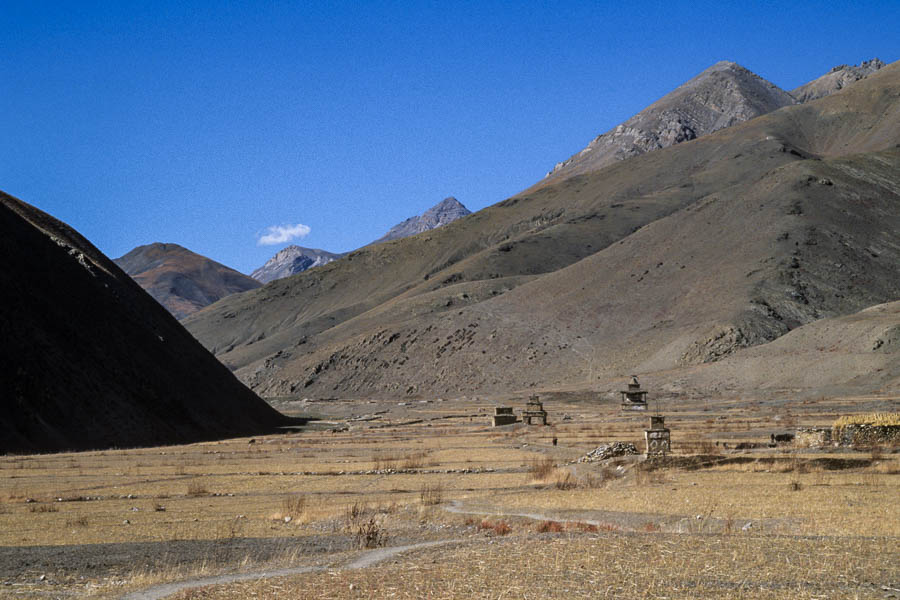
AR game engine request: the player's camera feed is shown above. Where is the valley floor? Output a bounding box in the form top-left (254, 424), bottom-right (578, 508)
top-left (0, 392), bottom-right (897, 599)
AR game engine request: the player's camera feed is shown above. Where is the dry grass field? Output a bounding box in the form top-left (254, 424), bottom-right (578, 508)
top-left (1, 392), bottom-right (897, 599)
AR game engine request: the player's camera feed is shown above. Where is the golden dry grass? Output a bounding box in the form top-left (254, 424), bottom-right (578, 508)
top-left (833, 412), bottom-right (900, 428)
top-left (0, 394), bottom-right (898, 598)
top-left (176, 535), bottom-right (898, 599)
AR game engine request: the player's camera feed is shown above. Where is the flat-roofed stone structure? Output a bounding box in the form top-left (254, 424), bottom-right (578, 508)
top-left (492, 406), bottom-right (517, 426)
top-left (621, 376), bottom-right (649, 411)
top-left (522, 395), bottom-right (548, 425)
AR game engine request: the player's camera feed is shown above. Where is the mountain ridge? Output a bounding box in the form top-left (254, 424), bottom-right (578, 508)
top-left (0, 193), bottom-right (288, 454)
top-left (114, 243), bottom-right (262, 320)
top-left (543, 60), bottom-right (797, 181)
top-left (183, 61), bottom-right (900, 399)
top-left (791, 58), bottom-right (885, 103)
top-left (251, 246), bottom-right (343, 284)
top-left (374, 197), bottom-right (472, 244)
top-left (250, 197), bottom-right (472, 284)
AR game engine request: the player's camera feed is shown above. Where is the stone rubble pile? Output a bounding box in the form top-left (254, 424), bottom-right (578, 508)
top-left (578, 442), bottom-right (639, 463)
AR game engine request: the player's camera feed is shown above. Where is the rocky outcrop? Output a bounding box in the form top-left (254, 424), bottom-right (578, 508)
top-left (790, 59), bottom-right (885, 103)
top-left (577, 442), bottom-right (639, 463)
top-left (251, 246), bottom-right (342, 284)
top-left (545, 61), bottom-right (796, 180)
top-left (374, 197), bottom-right (471, 244)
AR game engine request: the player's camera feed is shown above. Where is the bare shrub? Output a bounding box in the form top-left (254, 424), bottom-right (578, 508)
top-left (66, 515), bottom-right (89, 527)
top-left (478, 519), bottom-right (512, 535)
top-left (186, 481), bottom-right (208, 497)
top-left (29, 504), bottom-right (58, 513)
top-left (355, 516), bottom-right (386, 548)
top-left (724, 515), bottom-right (735, 534)
top-left (344, 501), bottom-right (365, 525)
top-left (215, 516), bottom-right (244, 540)
top-left (373, 453), bottom-right (398, 471)
top-left (402, 451), bottom-right (427, 469)
top-left (581, 473), bottom-right (603, 488)
top-left (554, 472), bottom-right (577, 490)
top-left (419, 484), bottom-right (443, 506)
top-left (491, 520), bottom-right (511, 535)
top-left (536, 520), bottom-right (564, 533)
top-left (635, 464), bottom-right (668, 485)
top-left (282, 494), bottom-right (307, 519)
top-left (693, 438), bottom-right (721, 454)
top-left (789, 480), bottom-right (803, 492)
top-left (599, 465), bottom-right (618, 482)
top-left (528, 457), bottom-right (555, 480)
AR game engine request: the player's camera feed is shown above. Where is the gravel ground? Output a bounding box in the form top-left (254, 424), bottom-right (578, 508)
top-left (0, 534), bottom-right (353, 582)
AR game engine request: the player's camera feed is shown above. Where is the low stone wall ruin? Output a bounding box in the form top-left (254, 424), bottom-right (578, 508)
top-left (834, 424), bottom-right (900, 446)
top-left (796, 424), bottom-right (900, 447)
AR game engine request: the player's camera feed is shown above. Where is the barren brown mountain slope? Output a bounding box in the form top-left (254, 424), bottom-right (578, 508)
top-left (0, 193), bottom-right (288, 454)
top-left (666, 299), bottom-right (900, 396)
top-left (115, 243), bottom-right (262, 319)
top-left (184, 61), bottom-right (900, 398)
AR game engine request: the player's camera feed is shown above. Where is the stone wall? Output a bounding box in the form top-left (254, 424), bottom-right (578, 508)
top-left (795, 428), bottom-right (832, 448)
top-left (834, 424), bottom-right (900, 446)
top-left (795, 425), bottom-right (900, 447)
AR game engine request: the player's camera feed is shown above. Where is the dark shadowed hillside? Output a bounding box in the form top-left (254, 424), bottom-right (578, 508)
top-left (115, 243), bottom-right (261, 319)
top-left (0, 194), bottom-right (288, 454)
top-left (184, 61), bottom-right (900, 399)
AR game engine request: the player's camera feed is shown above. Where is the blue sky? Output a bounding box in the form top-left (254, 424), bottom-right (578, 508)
top-left (2, 1), bottom-right (897, 274)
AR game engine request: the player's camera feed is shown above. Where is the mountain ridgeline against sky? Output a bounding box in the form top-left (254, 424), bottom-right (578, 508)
top-left (373, 197), bottom-right (472, 244)
top-left (790, 58), bottom-right (885, 103)
top-left (114, 243), bottom-right (262, 319)
top-left (251, 246), bottom-right (343, 284)
top-left (541, 59), bottom-right (886, 184)
top-left (0, 194), bottom-right (287, 454)
top-left (184, 59), bottom-right (900, 399)
top-left (250, 246), bottom-right (341, 283)
top-left (544, 61), bottom-right (798, 181)
top-left (251, 197), bottom-right (472, 284)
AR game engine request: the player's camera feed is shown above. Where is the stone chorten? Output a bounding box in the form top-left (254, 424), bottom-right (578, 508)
top-left (620, 375), bottom-right (649, 411)
top-left (645, 415), bottom-right (671, 456)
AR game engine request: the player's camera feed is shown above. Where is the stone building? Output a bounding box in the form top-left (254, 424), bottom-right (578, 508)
top-left (621, 376), bottom-right (648, 411)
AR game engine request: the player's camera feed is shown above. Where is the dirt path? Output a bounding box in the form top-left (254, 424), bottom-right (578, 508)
top-left (120, 497), bottom-right (784, 599)
top-left (443, 500), bottom-right (770, 534)
top-left (121, 539), bottom-right (461, 600)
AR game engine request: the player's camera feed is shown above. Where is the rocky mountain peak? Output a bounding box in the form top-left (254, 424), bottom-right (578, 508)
top-left (250, 245), bottom-right (341, 284)
top-left (420, 197), bottom-right (470, 225)
top-left (544, 61), bottom-right (796, 181)
top-left (374, 197), bottom-right (472, 244)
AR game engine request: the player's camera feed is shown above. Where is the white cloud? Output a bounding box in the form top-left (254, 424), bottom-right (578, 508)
top-left (256, 223), bottom-right (311, 246)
